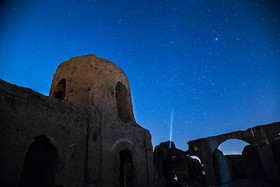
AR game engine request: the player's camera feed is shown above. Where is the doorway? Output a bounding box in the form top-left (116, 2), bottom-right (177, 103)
top-left (120, 149), bottom-right (133, 187)
top-left (19, 135), bottom-right (59, 187)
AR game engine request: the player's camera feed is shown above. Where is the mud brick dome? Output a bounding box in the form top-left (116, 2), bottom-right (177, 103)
top-left (49, 54), bottom-right (135, 123)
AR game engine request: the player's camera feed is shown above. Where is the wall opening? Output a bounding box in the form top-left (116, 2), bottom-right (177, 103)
top-left (188, 155), bottom-right (206, 186)
top-left (53, 78), bottom-right (66, 99)
top-left (188, 155), bottom-right (205, 184)
top-left (120, 149), bottom-right (133, 187)
top-left (189, 155), bottom-right (201, 164)
top-left (213, 139), bottom-right (249, 185)
top-left (116, 82), bottom-right (130, 123)
top-left (213, 139), bottom-right (266, 185)
top-left (218, 139), bottom-right (249, 155)
top-left (19, 135), bottom-right (59, 187)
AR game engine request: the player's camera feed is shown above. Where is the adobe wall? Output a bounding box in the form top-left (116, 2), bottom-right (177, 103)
top-left (0, 79), bottom-right (100, 186)
top-left (0, 79), bottom-right (154, 187)
top-left (94, 108), bottom-right (154, 187)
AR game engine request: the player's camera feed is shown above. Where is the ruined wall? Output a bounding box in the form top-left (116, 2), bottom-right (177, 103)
top-left (154, 141), bottom-right (205, 187)
top-left (186, 122), bottom-right (280, 186)
top-left (0, 79), bottom-right (101, 186)
top-left (99, 116), bottom-right (154, 187)
top-left (0, 79), bottom-right (154, 187)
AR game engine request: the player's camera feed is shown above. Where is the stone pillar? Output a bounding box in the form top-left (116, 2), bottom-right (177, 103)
top-left (212, 149), bottom-right (232, 185)
top-left (257, 145), bottom-right (280, 181)
top-left (254, 128), bottom-right (280, 182)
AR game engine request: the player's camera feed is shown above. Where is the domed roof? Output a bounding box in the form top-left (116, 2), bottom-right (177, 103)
top-left (49, 54), bottom-right (135, 123)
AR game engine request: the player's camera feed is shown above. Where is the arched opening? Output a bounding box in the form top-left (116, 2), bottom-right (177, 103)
top-left (53, 79), bottom-right (66, 100)
top-left (115, 82), bottom-right (130, 123)
top-left (187, 155), bottom-right (205, 186)
top-left (19, 135), bottom-right (59, 187)
top-left (213, 139), bottom-right (249, 185)
top-left (120, 149), bottom-right (133, 187)
top-left (271, 133), bottom-right (280, 172)
top-left (189, 155), bottom-right (201, 164)
top-left (213, 139), bottom-right (266, 186)
top-left (218, 139), bottom-right (249, 155)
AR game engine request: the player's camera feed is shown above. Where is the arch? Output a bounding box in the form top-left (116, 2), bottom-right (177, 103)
top-left (112, 139), bottom-right (137, 187)
top-left (212, 139), bottom-right (266, 185)
top-left (218, 139), bottom-right (249, 155)
top-left (187, 155), bottom-right (205, 186)
top-left (212, 136), bottom-right (254, 155)
top-left (189, 155), bottom-right (201, 164)
top-left (115, 82), bottom-right (130, 123)
top-left (53, 78), bottom-right (66, 99)
top-left (111, 138), bottom-right (134, 152)
top-left (19, 135), bottom-right (59, 187)
top-left (216, 139), bottom-right (249, 182)
top-left (120, 149), bottom-right (134, 187)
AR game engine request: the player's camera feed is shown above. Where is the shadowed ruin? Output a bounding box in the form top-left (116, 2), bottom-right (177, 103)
top-left (154, 141), bottom-right (205, 187)
top-left (0, 54), bottom-right (279, 187)
top-left (0, 55), bottom-right (153, 187)
top-left (186, 123), bottom-right (280, 186)
top-left (153, 123), bottom-right (280, 187)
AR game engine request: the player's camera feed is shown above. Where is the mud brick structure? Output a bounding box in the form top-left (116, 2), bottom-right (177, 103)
top-left (0, 54), bottom-right (279, 187)
top-left (0, 55), bottom-right (153, 187)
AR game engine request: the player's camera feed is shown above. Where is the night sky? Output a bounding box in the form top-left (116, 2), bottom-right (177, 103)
top-left (1, 0), bottom-right (279, 153)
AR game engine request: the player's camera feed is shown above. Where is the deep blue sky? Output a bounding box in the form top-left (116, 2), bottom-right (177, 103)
top-left (1, 0), bottom-right (279, 153)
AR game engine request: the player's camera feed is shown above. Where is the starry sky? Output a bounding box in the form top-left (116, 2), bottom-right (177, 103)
top-left (1, 0), bottom-right (280, 153)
